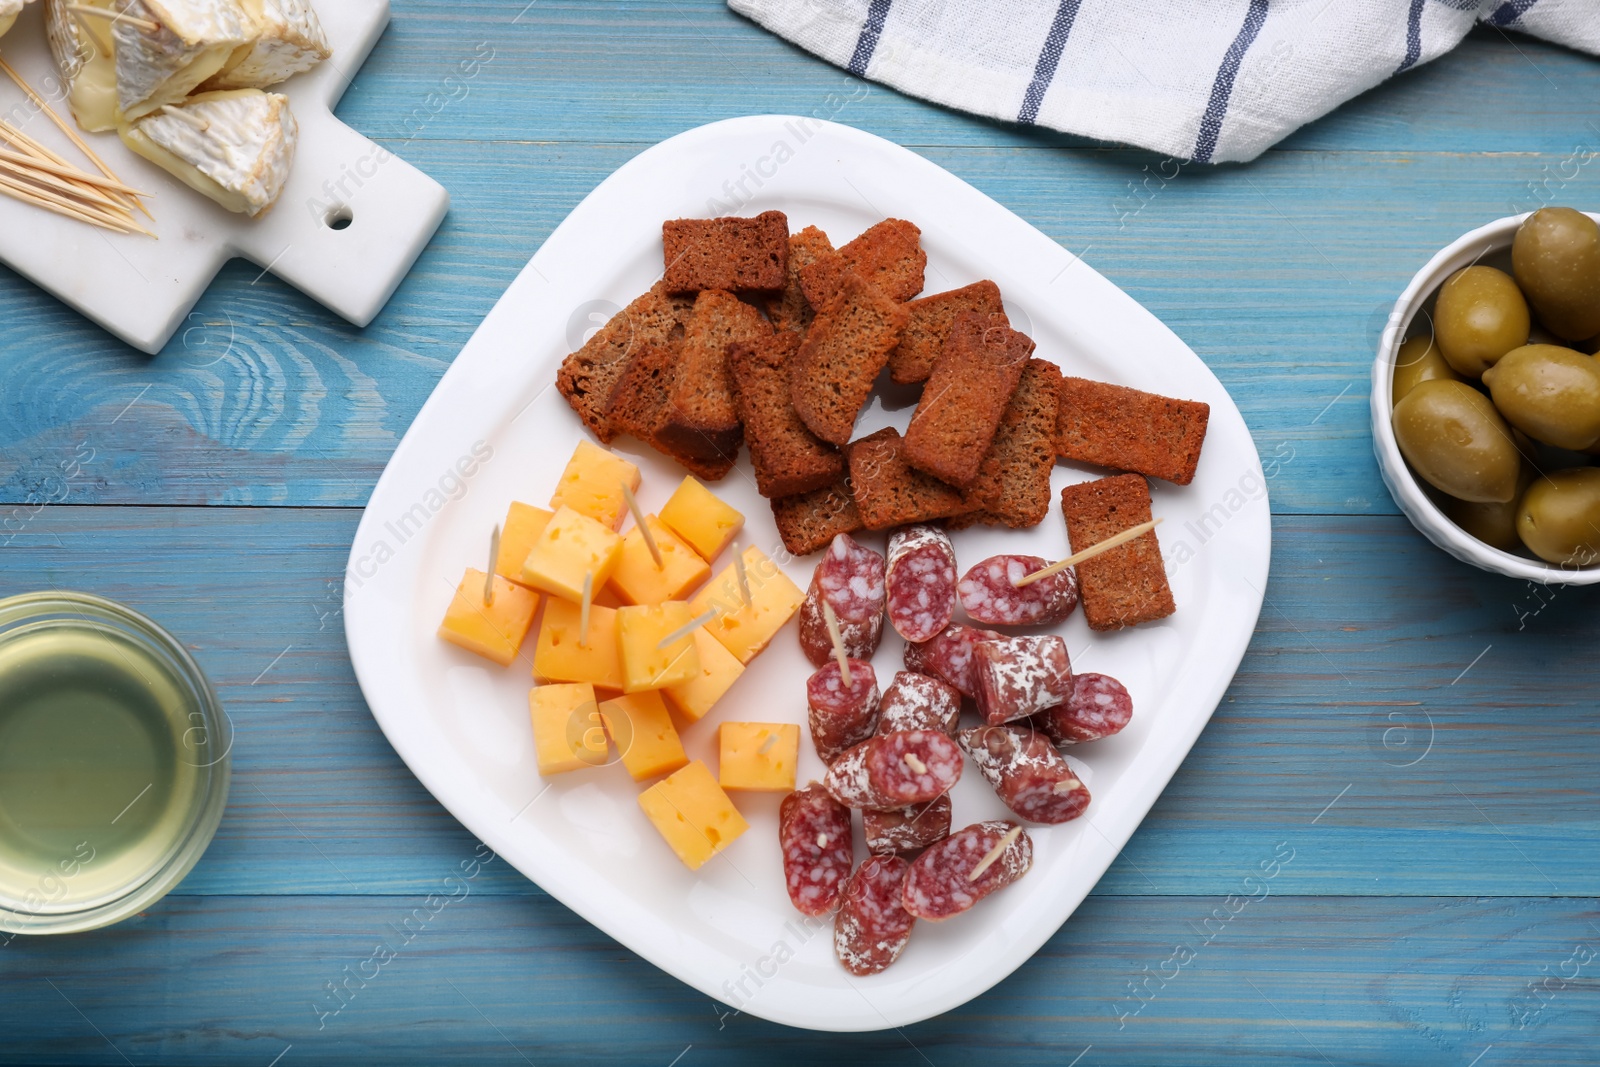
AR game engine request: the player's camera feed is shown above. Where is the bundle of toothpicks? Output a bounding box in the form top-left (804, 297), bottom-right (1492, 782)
top-left (0, 56), bottom-right (153, 235)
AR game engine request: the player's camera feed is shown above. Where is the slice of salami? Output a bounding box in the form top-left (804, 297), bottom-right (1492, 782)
top-left (958, 724), bottom-right (1091, 824)
top-left (863, 793), bottom-right (952, 856)
top-left (1035, 673), bottom-right (1134, 745)
top-left (875, 671), bottom-right (961, 737)
top-left (779, 784), bottom-right (854, 916)
top-left (798, 533), bottom-right (887, 667)
top-left (824, 729), bottom-right (963, 810)
top-left (885, 525), bottom-right (957, 643)
top-left (902, 820), bottom-right (1033, 921)
top-left (834, 855), bottom-right (916, 976)
top-left (972, 634), bottom-right (1073, 725)
top-left (903, 623), bottom-right (1003, 699)
top-left (807, 658), bottom-right (880, 763)
top-left (957, 554), bottom-right (1078, 626)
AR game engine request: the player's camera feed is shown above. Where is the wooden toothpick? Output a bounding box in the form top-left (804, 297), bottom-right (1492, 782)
top-left (732, 545), bottom-right (751, 605)
top-left (484, 525), bottom-right (500, 606)
top-left (968, 825), bottom-right (1023, 882)
top-left (758, 732), bottom-right (780, 755)
top-left (656, 608), bottom-right (718, 650)
top-left (0, 147), bottom-right (149, 197)
top-left (1014, 518), bottom-right (1164, 588)
top-left (0, 170), bottom-right (140, 233)
top-left (578, 572), bottom-right (593, 649)
top-left (620, 483), bottom-right (662, 568)
top-left (66, 4), bottom-right (160, 32)
top-left (821, 600), bottom-right (852, 687)
top-left (0, 156), bottom-right (129, 215)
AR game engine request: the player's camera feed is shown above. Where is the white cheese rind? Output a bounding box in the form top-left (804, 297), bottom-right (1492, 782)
top-left (120, 88), bottom-right (297, 216)
top-left (202, 0), bottom-right (329, 90)
top-left (113, 0), bottom-right (253, 120)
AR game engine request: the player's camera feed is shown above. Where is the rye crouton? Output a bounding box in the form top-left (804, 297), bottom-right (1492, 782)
top-left (662, 211), bottom-right (788, 293)
top-left (790, 272), bottom-right (910, 446)
top-left (1059, 474), bottom-right (1175, 631)
top-left (728, 332), bottom-right (844, 499)
top-left (762, 226), bottom-right (835, 335)
top-left (771, 478), bottom-right (864, 556)
top-left (799, 219), bottom-right (927, 314)
top-left (959, 357), bottom-right (1061, 528)
top-left (1057, 376), bottom-right (1211, 486)
top-left (888, 280), bottom-right (1007, 385)
top-left (902, 312), bottom-right (1034, 489)
top-left (846, 427), bottom-right (966, 530)
top-left (556, 283), bottom-right (694, 442)
top-left (656, 290), bottom-right (770, 464)
top-left (604, 344), bottom-right (734, 482)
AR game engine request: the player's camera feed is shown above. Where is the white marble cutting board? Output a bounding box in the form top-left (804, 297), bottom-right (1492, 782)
top-left (0, 0), bottom-right (448, 353)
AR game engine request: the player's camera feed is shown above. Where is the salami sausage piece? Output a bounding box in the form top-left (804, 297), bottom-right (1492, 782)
top-left (972, 634), bottom-right (1073, 725)
top-left (957, 554), bottom-right (1078, 626)
top-left (903, 623), bottom-right (1003, 699)
top-left (807, 658), bottom-right (880, 763)
top-left (779, 784), bottom-right (854, 916)
top-left (863, 793), bottom-right (953, 856)
top-left (902, 820), bottom-right (1033, 921)
top-left (798, 533), bottom-right (887, 667)
top-left (1035, 673), bottom-right (1134, 745)
top-left (834, 855), bottom-right (916, 976)
top-left (885, 525), bottom-right (958, 643)
top-left (824, 729), bottom-right (963, 810)
top-left (875, 671), bottom-right (961, 737)
top-left (958, 724), bottom-right (1091, 824)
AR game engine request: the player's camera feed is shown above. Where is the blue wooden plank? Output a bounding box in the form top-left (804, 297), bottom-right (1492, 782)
top-left (2, 893), bottom-right (1596, 1063)
top-left (0, 507), bottom-right (1594, 898)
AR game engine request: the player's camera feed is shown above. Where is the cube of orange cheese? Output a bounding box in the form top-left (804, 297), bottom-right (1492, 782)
top-left (637, 761), bottom-right (749, 871)
top-left (530, 683), bottom-right (609, 775)
top-left (495, 502), bottom-right (554, 586)
top-left (608, 515), bottom-right (711, 606)
top-left (598, 691), bottom-right (689, 781)
top-left (521, 505), bottom-right (624, 602)
top-left (549, 440), bottom-right (641, 531)
top-left (661, 629), bottom-right (745, 723)
top-left (437, 569), bottom-right (540, 667)
top-left (687, 546), bottom-right (805, 665)
top-left (534, 598), bottom-right (623, 691)
top-left (659, 476), bottom-right (744, 562)
top-left (616, 602), bottom-right (702, 693)
top-left (718, 722), bottom-right (799, 792)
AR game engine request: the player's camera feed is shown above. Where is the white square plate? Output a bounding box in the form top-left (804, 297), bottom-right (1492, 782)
top-left (343, 116), bottom-right (1270, 1032)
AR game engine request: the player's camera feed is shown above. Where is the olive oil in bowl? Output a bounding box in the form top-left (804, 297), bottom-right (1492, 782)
top-left (0, 593), bottom-right (229, 934)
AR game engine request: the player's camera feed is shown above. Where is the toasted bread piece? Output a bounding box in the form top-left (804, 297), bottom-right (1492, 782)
top-left (1057, 376), bottom-right (1211, 486)
top-left (903, 312), bottom-right (1034, 489)
top-left (557, 283), bottom-right (694, 442)
top-left (945, 510), bottom-right (1002, 531)
top-left (604, 343), bottom-right (736, 482)
top-left (845, 427), bottom-right (965, 530)
top-left (662, 211), bottom-right (788, 293)
top-left (790, 272), bottom-right (910, 446)
top-left (888, 280), bottom-right (1007, 384)
top-left (728, 332), bottom-right (844, 499)
top-left (1059, 474), bottom-right (1174, 631)
top-left (763, 226), bottom-right (835, 335)
top-left (799, 218), bottom-right (926, 314)
top-left (771, 478), bottom-right (864, 556)
top-left (656, 290), bottom-right (769, 463)
top-left (960, 357), bottom-right (1061, 528)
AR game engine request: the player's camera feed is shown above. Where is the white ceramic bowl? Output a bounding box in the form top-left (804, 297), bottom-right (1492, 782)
top-left (1371, 210), bottom-right (1600, 585)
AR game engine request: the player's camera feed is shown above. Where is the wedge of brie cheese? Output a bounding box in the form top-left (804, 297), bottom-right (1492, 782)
top-left (0, 0), bottom-right (38, 40)
top-left (112, 0), bottom-right (254, 121)
top-left (46, 0), bottom-right (120, 132)
top-left (201, 0), bottom-right (329, 91)
top-left (119, 88), bottom-right (297, 216)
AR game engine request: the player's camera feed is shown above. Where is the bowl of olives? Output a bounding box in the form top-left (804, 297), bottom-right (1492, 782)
top-left (1372, 207), bottom-right (1600, 583)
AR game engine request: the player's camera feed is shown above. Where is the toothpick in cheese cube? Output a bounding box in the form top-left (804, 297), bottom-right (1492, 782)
top-left (609, 514), bottom-right (710, 605)
top-left (718, 722), bottom-right (799, 792)
top-left (533, 598), bottom-right (623, 691)
top-left (687, 545), bottom-right (804, 665)
top-left (520, 505), bottom-right (624, 602)
top-left (637, 761), bottom-right (748, 871)
top-left (616, 602), bottom-right (702, 693)
top-left (437, 568), bottom-right (539, 666)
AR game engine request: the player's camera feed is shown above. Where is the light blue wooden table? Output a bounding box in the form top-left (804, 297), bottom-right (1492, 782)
top-left (2, 2), bottom-right (1598, 1062)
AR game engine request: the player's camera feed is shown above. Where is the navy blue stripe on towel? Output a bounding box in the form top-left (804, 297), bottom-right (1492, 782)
top-left (1485, 0), bottom-right (1541, 26)
top-left (848, 0), bottom-right (893, 76)
top-left (1397, 0), bottom-right (1425, 73)
top-left (1017, 0), bottom-right (1084, 125)
top-left (1192, 0), bottom-right (1270, 164)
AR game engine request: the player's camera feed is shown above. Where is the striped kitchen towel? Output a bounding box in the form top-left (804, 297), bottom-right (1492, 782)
top-left (728, 0), bottom-right (1600, 163)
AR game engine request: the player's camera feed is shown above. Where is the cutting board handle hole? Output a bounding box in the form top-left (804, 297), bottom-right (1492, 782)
top-left (325, 206), bottom-right (354, 231)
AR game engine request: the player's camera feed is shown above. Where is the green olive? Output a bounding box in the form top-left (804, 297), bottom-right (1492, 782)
top-left (1512, 207), bottom-right (1600, 342)
top-left (1433, 265), bottom-right (1531, 378)
top-left (1392, 379), bottom-right (1522, 503)
top-left (1480, 344), bottom-right (1600, 449)
top-left (1392, 333), bottom-right (1462, 404)
top-left (1443, 464), bottom-right (1535, 552)
top-left (1517, 468), bottom-right (1600, 565)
